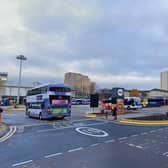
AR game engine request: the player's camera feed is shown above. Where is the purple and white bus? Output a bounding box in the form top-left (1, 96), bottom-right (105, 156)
top-left (26, 83), bottom-right (72, 119)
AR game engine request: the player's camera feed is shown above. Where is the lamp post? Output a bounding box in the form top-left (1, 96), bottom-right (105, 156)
top-left (16, 55), bottom-right (27, 104)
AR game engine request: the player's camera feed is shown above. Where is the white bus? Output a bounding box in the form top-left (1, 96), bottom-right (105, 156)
top-left (26, 83), bottom-right (72, 119)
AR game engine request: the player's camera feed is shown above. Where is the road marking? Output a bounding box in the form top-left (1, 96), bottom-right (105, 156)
top-left (158, 128), bottom-right (164, 131)
top-left (105, 139), bottom-right (115, 143)
top-left (140, 132), bottom-right (148, 135)
top-left (68, 147), bottom-right (83, 152)
top-left (162, 152), bottom-right (168, 156)
top-left (136, 145), bottom-right (143, 149)
top-left (118, 137), bottom-right (128, 140)
top-left (0, 126), bottom-right (16, 143)
top-left (76, 127), bottom-right (108, 137)
top-left (44, 152), bottom-right (63, 158)
top-left (128, 143), bottom-right (135, 147)
top-left (150, 130), bottom-right (157, 133)
top-left (17, 126), bottom-right (24, 133)
top-left (12, 160), bottom-right (33, 167)
top-left (90, 143), bottom-right (99, 147)
top-left (130, 134), bottom-right (138, 137)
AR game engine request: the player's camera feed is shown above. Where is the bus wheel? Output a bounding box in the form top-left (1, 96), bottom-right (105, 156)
top-left (57, 116), bottom-right (64, 120)
top-left (39, 113), bottom-right (42, 120)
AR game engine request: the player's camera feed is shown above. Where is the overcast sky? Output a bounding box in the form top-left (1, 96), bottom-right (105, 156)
top-left (1, 0), bottom-right (168, 89)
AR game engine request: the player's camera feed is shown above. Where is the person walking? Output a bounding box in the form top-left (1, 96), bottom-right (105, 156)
top-left (112, 106), bottom-right (117, 120)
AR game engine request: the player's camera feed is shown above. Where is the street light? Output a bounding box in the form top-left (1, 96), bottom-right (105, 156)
top-left (16, 55), bottom-right (27, 104)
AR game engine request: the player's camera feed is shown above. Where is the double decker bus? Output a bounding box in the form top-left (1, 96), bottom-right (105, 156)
top-left (26, 84), bottom-right (72, 119)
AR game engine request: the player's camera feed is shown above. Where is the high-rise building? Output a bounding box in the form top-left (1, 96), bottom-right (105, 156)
top-left (161, 71), bottom-right (168, 90)
top-left (64, 72), bottom-right (96, 97)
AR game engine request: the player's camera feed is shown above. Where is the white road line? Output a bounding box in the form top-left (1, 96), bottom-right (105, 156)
top-left (119, 137), bottom-right (128, 140)
top-left (105, 139), bottom-right (115, 143)
top-left (128, 143), bottom-right (135, 147)
top-left (68, 147), bottom-right (83, 152)
top-left (140, 132), bottom-right (148, 135)
top-left (136, 145), bottom-right (143, 149)
top-left (130, 134), bottom-right (138, 137)
top-left (150, 130), bottom-right (156, 133)
top-left (162, 152), bottom-right (168, 156)
top-left (0, 126), bottom-right (16, 143)
top-left (158, 128), bottom-right (164, 131)
top-left (44, 152), bottom-right (63, 158)
top-left (90, 143), bottom-right (99, 147)
top-left (12, 160), bottom-right (33, 167)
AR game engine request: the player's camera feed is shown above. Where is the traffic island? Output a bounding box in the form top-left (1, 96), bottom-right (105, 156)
top-left (119, 113), bottom-right (168, 126)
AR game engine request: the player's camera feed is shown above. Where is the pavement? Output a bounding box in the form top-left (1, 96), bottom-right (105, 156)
top-left (1, 105), bottom-right (25, 111)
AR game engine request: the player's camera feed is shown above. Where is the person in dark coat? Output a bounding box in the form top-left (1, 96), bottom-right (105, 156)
top-left (112, 106), bottom-right (117, 120)
top-left (0, 108), bottom-right (3, 113)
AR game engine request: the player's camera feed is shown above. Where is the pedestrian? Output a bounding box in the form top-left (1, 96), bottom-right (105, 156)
top-left (112, 106), bottom-right (117, 120)
top-left (0, 107), bottom-right (3, 113)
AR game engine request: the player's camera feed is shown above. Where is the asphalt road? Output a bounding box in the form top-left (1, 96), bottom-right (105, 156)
top-left (1, 105), bottom-right (168, 168)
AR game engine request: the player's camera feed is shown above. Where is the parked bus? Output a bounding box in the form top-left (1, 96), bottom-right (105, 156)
top-left (124, 97), bottom-right (142, 110)
top-left (142, 98), bottom-right (164, 107)
top-left (26, 84), bottom-right (72, 119)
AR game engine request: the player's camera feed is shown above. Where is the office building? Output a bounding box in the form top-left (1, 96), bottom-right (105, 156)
top-left (64, 72), bottom-right (96, 97)
top-left (161, 71), bottom-right (168, 90)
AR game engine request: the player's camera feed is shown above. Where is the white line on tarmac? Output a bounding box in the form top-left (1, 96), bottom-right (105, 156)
top-left (0, 126), bottom-right (16, 143)
top-left (128, 143), bottom-right (135, 147)
top-left (118, 137), bottom-right (128, 140)
top-left (68, 147), bottom-right (83, 152)
top-left (162, 152), bottom-right (168, 156)
top-left (12, 160), bottom-right (33, 167)
top-left (136, 145), bottom-right (143, 149)
top-left (105, 139), bottom-right (115, 143)
top-left (140, 132), bottom-right (148, 135)
top-left (150, 130), bottom-right (157, 133)
top-left (44, 152), bottom-right (63, 158)
top-left (90, 143), bottom-right (99, 147)
top-left (130, 134), bottom-right (138, 137)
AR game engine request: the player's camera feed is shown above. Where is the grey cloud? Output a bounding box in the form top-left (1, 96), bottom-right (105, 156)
top-left (2, 0), bottom-right (168, 89)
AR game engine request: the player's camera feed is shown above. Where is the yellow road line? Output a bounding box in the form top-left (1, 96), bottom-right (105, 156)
top-left (84, 114), bottom-right (97, 118)
top-left (119, 119), bottom-right (168, 126)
